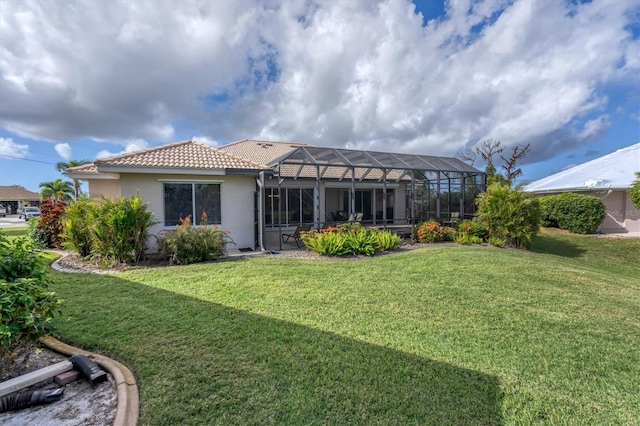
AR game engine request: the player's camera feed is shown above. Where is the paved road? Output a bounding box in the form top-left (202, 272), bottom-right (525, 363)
top-left (0, 215), bottom-right (28, 228)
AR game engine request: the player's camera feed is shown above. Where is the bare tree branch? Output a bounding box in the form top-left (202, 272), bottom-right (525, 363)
top-left (501, 143), bottom-right (531, 182)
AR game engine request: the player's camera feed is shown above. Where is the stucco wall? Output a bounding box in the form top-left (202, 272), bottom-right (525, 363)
top-left (119, 173), bottom-right (257, 250)
top-left (599, 191), bottom-right (627, 232)
top-left (623, 191), bottom-right (640, 233)
top-left (88, 180), bottom-right (120, 199)
top-left (584, 190), bottom-right (639, 234)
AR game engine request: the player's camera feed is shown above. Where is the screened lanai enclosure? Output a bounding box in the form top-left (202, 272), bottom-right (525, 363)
top-left (256, 146), bottom-right (485, 250)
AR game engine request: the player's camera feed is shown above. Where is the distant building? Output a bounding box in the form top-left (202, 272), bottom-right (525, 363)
top-left (524, 143), bottom-right (640, 234)
top-left (0, 186), bottom-right (41, 214)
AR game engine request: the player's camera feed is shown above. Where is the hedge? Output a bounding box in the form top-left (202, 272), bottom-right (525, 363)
top-left (539, 192), bottom-right (605, 234)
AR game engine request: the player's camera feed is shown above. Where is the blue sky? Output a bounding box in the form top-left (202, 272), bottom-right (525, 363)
top-left (1, 0), bottom-right (639, 193)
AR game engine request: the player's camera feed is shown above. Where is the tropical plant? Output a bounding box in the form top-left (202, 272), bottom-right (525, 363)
top-left (374, 230), bottom-right (403, 251)
top-left (56, 159), bottom-right (91, 200)
top-left (456, 219), bottom-right (488, 240)
top-left (630, 172), bottom-right (640, 210)
top-left (33, 198), bottom-right (67, 249)
top-left (302, 224), bottom-right (401, 256)
top-left (39, 178), bottom-right (74, 201)
top-left (89, 195), bottom-right (156, 263)
top-left (0, 231), bottom-right (62, 366)
top-left (61, 199), bottom-right (96, 257)
top-left (476, 183), bottom-right (541, 249)
top-left (159, 214), bottom-right (231, 265)
top-left (414, 221), bottom-right (455, 243)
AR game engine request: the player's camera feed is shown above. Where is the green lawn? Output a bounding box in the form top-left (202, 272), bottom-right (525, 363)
top-left (0, 226), bottom-right (28, 238)
top-left (48, 229), bottom-right (640, 425)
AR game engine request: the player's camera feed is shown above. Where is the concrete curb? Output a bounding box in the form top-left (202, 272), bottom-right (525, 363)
top-left (41, 336), bottom-right (139, 426)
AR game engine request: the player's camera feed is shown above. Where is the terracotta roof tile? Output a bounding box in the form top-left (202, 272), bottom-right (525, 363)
top-left (94, 140), bottom-right (267, 170)
top-left (218, 139), bottom-right (311, 166)
top-left (66, 163), bottom-right (99, 174)
top-left (0, 186), bottom-right (41, 200)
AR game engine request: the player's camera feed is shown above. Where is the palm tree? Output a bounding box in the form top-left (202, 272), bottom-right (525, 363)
top-left (39, 179), bottom-right (74, 202)
top-left (56, 159), bottom-right (90, 200)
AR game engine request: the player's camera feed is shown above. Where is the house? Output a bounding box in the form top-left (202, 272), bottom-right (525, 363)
top-left (0, 186), bottom-right (41, 214)
top-left (67, 140), bottom-right (485, 251)
top-left (523, 142), bottom-right (640, 234)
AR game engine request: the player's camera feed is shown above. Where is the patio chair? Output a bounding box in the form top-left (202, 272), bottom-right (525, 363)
top-left (282, 224), bottom-right (312, 248)
top-left (347, 212), bottom-right (364, 222)
top-left (443, 212), bottom-right (460, 226)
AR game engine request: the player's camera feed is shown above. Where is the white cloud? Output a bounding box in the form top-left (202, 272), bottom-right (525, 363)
top-left (0, 0), bottom-right (638, 163)
top-left (96, 139), bottom-right (149, 159)
top-left (191, 136), bottom-right (219, 147)
top-left (0, 137), bottom-right (29, 158)
top-left (54, 142), bottom-right (72, 160)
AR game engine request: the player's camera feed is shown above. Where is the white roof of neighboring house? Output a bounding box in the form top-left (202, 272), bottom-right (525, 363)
top-left (524, 142), bottom-right (640, 193)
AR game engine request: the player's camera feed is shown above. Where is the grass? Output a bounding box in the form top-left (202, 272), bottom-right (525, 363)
top-left (46, 228), bottom-right (640, 424)
top-left (0, 226), bottom-right (28, 238)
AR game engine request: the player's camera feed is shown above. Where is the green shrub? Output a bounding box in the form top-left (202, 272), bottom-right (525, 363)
top-left (27, 218), bottom-right (48, 250)
top-left (344, 228), bottom-right (378, 256)
top-left (34, 198), bottom-right (67, 249)
top-left (454, 233), bottom-right (473, 245)
top-left (414, 221), bottom-right (448, 243)
top-left (0, 234), bottom-right (45, 282)
top-left (302, 224), bottom-right (401, 256)
top-left (477, 184), bottom-right (541, 249)
top-left (470, 235), bottom-right (483, 244)
top-left (454, 233), bottom-right (483, 245)
top-left (159, 215), bottom-right (231, 265)
top-left (0, 231), bottom-right (62, 365)
top-left (629, 172), bottom-right (640, 209)
top-left (539, 196), bottom-right (557, 228)
top-left (456, 220), bottom-right (488, 240)
top-left (61, 199), bottom-right (96, 258)
top-left (302, 231), bottom-right (351, 256)
top-left (540, 192), bottom-right (606, 234)
top-left (488, 237), bottom-right (507, 247)
top-left (374, 230), bottom-right (403, 251)
top-left (90, 195), bottom-right (156, 263)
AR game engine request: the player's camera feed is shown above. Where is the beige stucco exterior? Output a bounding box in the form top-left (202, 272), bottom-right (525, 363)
top-left (586, 190), bottom-right (640, 234)
top-left (86, 173), bottom-right (257, 250)
top-left (88, 179), bottom-right (121, 199)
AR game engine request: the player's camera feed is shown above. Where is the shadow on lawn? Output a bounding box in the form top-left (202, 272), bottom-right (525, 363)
top-left (531, 233), bottom-right (586, 258)
top-left (53, 273), bottom-right (504, 425)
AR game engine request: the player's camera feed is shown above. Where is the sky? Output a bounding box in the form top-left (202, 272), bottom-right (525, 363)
top-left (1, 0), bottom-right (639, 193)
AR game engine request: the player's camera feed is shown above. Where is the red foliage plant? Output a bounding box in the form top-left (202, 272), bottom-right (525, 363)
top-left (37, 198), bottom-right (67, 248)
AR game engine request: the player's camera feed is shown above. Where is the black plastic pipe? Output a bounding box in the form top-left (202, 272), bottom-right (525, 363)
top-left (69, 354), bottom-right (108, 387)
top-left (0, 388), bottom-right (64, 413)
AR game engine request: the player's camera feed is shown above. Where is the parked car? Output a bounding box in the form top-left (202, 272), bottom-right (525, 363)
top-left (0, 204), bottom-right (6, 217)
top-left (22, 206), bottom-right (41, 221)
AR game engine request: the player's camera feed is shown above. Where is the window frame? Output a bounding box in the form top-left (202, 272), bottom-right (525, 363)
top-left (160, 180), bottom-right (223, 227)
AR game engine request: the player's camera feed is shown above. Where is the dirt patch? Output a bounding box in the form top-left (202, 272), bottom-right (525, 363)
top-left (0, 343), bottom-right (117, 425)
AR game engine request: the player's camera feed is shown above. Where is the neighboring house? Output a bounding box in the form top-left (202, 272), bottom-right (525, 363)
top-left (523, 142), bottom-right (640, 234)
top-left (0, 186), bottom-right (41, 214)
top-left (67, 139), bottom-right (485, 250)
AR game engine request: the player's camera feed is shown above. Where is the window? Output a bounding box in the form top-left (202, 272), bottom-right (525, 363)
top-left (265, 187), bottom-right (314, 227)
top-left (164, 183), bottom-right (221, 226)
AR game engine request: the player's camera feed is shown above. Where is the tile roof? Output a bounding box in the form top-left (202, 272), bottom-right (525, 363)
top-left (66, 163), bottom-right (100, 174)
top-left (0, 186), bottom-right (41, 200)
top-left (93, 140), bottom-right (267, 171)
top-left (217, 139), bottom-right (311, 166)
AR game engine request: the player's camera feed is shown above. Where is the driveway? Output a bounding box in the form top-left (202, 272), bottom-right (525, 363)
top-left (0, 215), bottom-right (28, 228)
